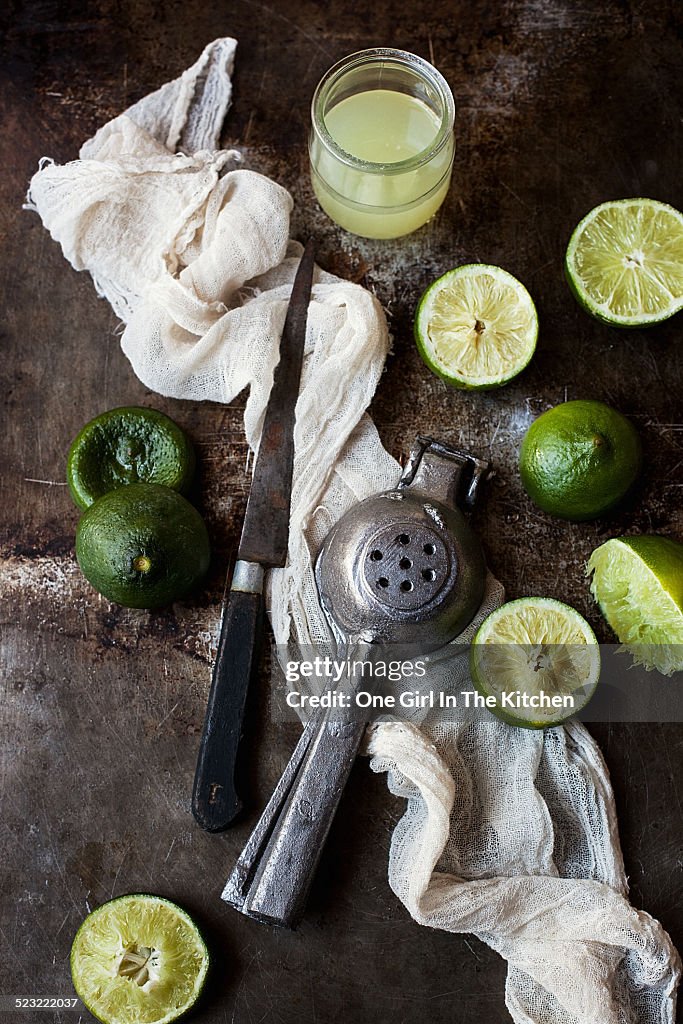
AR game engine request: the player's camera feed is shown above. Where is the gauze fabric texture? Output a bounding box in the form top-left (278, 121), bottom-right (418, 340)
top-left (27, 38), bottom-right (679, 1024)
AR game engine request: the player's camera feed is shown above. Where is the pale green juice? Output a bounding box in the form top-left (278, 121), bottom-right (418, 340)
top-left (310, 89), bottom-right (454, 239)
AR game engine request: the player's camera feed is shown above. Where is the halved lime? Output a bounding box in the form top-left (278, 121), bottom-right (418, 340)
top-left (471, 597), bottom-right (600, 728)
top-left (68, 407), bottom-right (196, 511)
top-left (414, 264), bottom-right (538, 389)
top-left (587, 535), bottom-right (683, 675)
top-left (565, 198), bottom-right (683, 326)
top-left (70, 894), bottom-right (209, 1024)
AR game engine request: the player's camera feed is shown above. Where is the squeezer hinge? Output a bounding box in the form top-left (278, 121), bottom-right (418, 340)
top-left (399, 436), bottom-right (491, 512)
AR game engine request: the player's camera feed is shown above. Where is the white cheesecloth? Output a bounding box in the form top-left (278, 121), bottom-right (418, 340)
top-left (26, 38), bottom-right (680, 1024)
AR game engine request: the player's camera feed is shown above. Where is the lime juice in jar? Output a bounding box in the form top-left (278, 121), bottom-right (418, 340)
top-left (309, 49), bottom-right (455, 239)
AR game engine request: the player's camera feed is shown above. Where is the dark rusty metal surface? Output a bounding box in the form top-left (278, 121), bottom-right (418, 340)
top-left (0, 1), bottom-right (682, 1022)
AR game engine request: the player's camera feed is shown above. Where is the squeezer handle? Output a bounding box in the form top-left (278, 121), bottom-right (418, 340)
top-left (223, 713), bottom-right (366, 928)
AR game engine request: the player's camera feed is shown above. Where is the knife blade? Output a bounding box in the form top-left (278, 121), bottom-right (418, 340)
top-left (192, 240), bottom-right (315, 832)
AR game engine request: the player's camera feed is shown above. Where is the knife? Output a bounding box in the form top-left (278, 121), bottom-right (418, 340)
top-left (192, 240), bottom-right (316, 832)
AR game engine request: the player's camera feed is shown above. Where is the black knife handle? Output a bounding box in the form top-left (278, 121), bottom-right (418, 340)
top-left (192, 563), bottom-right (264, 831)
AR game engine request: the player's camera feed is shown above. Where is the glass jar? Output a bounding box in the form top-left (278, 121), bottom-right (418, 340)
top-left (309, 48), bottom-right (456, 240)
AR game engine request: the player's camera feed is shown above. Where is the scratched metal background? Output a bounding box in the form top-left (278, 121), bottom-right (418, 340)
top-left (1, 1), bottom-right (682, 1021)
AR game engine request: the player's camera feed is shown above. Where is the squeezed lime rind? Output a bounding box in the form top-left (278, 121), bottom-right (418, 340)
top-left (70, 893), bottom-right (209, 1024)
top-left (67, 407), bottom-right (196, 511)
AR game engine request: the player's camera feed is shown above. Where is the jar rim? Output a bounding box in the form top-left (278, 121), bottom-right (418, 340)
top-left (310, 47), bottom-right (456, 176)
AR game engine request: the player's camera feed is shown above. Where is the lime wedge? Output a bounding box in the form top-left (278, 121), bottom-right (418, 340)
top-left (414, 264), bottom-right (538, 389)
top-left (70, 894), bottom-right (209, 1024)
top-left (471, 597), bottom-right (600, 728)
top-left (565, 198), bottom-right (683, 326)
top-left (587, 535), bottom-right (683, 675)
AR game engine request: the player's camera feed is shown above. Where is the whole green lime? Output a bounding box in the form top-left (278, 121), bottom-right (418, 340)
top-left (519, 400), bottom-right (642, 521)
top-left (67, 406), bottom-right (196, 511)
top-left (76, 483), bottom-right (210, 608)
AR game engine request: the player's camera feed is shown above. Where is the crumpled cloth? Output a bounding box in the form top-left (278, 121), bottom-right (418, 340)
top-left (26, 38), bottom-right (680, 1024)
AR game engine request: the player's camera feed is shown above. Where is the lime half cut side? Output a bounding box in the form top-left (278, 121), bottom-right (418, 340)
top-left (70, 894), bottom-right (209, 1024)
top-left (414, 264), bottom-right (538, 389)
top-left (587, 535), bottom-right (683, 675)
top-left (565, 198), bottom-right (683, 326)
top-left (471, 597), bottom-right (600, 728)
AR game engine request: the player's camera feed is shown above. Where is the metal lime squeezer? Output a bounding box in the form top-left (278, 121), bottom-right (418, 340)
top-left (223, 436), bottom-right (491, 927)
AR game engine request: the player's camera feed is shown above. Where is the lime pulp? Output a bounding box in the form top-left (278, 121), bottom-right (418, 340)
top-left (471, 597), bottom-right (600, 728)
top-left (587, 535), bottom-right (683, 675)
top-left (565, 198), bottom-right (683, 326)
top-left (414, 263), bottom-right (538, 389)
top-left (70, 894), bottom-right (209, 1024)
